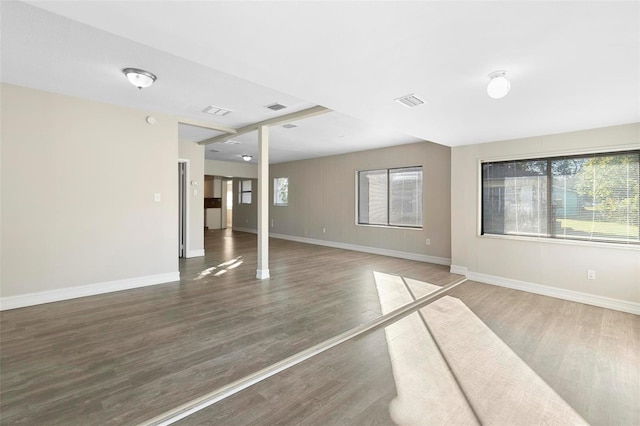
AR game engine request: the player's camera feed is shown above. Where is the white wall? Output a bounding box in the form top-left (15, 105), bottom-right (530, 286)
top-left (1, 84), bottom-right (179, 307)
top-left (178, 139), bottom-right (204, 257)
top-left (451, 123), bottom-right (640, 311)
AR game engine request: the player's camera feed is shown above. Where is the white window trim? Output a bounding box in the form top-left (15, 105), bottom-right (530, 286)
top-left (354, 167), bottom-right (424, 230)
top-left (476, 149), bottom-right (640, 248)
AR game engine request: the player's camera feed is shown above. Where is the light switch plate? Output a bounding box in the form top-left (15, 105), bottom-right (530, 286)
top-left (154, 193), bottom-right (161, 202)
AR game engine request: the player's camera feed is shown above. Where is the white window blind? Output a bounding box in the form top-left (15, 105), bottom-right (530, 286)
top-left (358, 167), bottom-right (422, 228)
top-left (482, 150), bottom-right (640, 244)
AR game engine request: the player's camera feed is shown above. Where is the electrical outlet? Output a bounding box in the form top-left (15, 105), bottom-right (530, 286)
top-left (271, 219), bottom-right (274, 227)
top-left (322, 228), bottom-right (326, 234)
top-left (587, 269), bottom-right (596, 280)
top-left (425, 238), bottom-right (431, 246)
top-left (154, 193), bottom-right (161, 202)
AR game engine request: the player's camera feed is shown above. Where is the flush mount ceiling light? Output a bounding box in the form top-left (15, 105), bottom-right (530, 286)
top-left (487, 70), bottom-right (511, 99)
top-left (122, 68), bottom-right (157, 89)
top-left (241, 154), bottom-right (253, 162)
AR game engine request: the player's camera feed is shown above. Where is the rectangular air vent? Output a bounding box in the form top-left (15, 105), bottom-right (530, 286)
top-left (282, 123), bottom-right (298, 129)
top-left (203, 105), bottom-right (233, 116)
top-left (266, 103), bottom-right (287, 111)
top-left (395, 94), bottom-right (425, 108)
top-left (222, 140), bottom-right (240, 145)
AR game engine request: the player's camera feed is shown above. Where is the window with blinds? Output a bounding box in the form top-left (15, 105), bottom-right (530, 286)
top-left (358, 166), bottom-right (423, 228)
top-left (239, 180), bottom-right (252, 204)
top-left (481, 150), bottom-right (640, 244)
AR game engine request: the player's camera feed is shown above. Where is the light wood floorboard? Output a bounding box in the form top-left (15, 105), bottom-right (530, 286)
top-left (1, 229), bottom-right (638, 425)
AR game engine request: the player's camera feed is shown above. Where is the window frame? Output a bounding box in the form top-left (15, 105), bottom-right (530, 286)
top-left (355, 166), bottom-right (423, 230)
top-left (479, 149), bottom-right (640, 247)
top-left (239, 179), bottom-right (252, 205)
top-left (273, 177), bottom-right (289, 207)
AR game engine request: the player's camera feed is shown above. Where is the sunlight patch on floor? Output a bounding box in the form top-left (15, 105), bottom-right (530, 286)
top-left (194, 256), bottom-right (244, 280)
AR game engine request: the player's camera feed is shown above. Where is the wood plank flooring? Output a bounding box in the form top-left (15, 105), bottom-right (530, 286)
top-left (1, 229), bottom-right (638, 425)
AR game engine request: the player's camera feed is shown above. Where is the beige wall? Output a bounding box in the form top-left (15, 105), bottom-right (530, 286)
top-left (1, 84), bottom-right (179, 299)
top-left (451, 123), bottom-right (640, 304)
top-left (205, 159), bottom-right (257, 179)
top-left (232, 178), bottom-right (258, 230)
top-left (178, 140), bottom-right (204, 256)
top-left (269, 141), bottom-right (452, 260)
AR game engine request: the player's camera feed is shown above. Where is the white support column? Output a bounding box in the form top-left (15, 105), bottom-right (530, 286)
top-left (256, 125), bottom-right (270, 279)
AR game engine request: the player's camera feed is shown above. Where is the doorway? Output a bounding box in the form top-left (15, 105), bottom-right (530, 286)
top-left (225, 180), bottom-right (233, 228)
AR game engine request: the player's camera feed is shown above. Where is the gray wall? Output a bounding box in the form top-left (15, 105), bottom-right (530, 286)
top-left (268, 141), bottom-right (451, 260)
top-left (1, 84), bottom-right (179, 298)
top-left (451, 123), bottom-right (640, 304)
top-left (232, 178), bottom-right (258, 230)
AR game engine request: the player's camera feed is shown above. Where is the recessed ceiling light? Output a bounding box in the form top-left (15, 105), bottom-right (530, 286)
top-left (266, 103), bottom-right (287, 111)
top-left (282, 123), bottom-right (298, 129)
top-left (203, 105), bottom-right (233, 116)
top-left (487, 70), bottom-right (511, 99)
top-left (395, 94), bottom-right (425, 108)
top-left (241, 154), bottom-right (253, 161)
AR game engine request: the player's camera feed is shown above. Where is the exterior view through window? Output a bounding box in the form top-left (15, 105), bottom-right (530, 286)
top-left (358, 166), bottom-right (423, 228)
top-left (274, 177), bottom-right (288, 206)
top-left (482, 150), bottom-right (640, 244)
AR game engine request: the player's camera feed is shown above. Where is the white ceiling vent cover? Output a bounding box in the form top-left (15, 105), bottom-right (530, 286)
top-left (395, 94), bottom-right (425, 108)
top-left (221, 140), bottom-right (241, 145)
top-left (282, 123), bottom-right (298, 129)
top-left (203, 105), bottom-right (233, 116)
top-left (266, 103), bottom-right (287, 111)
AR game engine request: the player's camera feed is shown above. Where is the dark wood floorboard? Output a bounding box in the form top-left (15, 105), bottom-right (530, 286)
top-left (1, 229), bottom-right (638, 425)
top-left (0, 229), bottom-right (454, 425)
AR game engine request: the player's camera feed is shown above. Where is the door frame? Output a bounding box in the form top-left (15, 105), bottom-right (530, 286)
top-left (178, 159), bottom-right (190, 258)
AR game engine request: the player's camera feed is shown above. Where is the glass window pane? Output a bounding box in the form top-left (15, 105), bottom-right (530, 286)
top-left (274, 177), bottom-right (288, 206)
top-left (482, 160), bottom-right (548, 237)
top-left (553, 154), bottom-right (639, 243)
top-left (358, 170), bottom-right (388, 225)
top-left (482, 150), bottom-right (639, 245)
top-left (389, 167), bottom-right (422, 227)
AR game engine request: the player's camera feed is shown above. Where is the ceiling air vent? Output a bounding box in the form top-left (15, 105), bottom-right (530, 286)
top-left (282, 123), bottom-right (298, 129)
top-left (222, 140), bottom-right (241, 145)
top-left (203, 105), bottom-right (233, 116)
top-left (395, 94), bottom-right (425, 108)
top-left (266, 103), bottom-right (287, 111)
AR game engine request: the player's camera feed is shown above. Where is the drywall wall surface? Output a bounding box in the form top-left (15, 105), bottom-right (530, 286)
top-left (269, 141), bottom-right (451, 260)
top-left (232, 178), bottom-right (258, 230)
top-left (179, 140), bottom-right (205, 256)
top-left (205, 159), bottom-right (257, 179)
top-left (1, 84), bottom-right (179, 298)
top-left (451, 123), bottom-right (640, 303)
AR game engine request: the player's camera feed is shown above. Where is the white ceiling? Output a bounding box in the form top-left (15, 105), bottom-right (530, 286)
top-left (3, 1), bottom-right (639, 164)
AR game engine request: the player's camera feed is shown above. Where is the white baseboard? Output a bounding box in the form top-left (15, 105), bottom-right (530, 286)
top-left (231, 228), bottom-right (450, 265)
top-left (450, 265), bottom-right (468, 275)
top-left (270, 233), bottom-right (451, 265)
top-left (256, 269), bottom-right (270, 279)
top-left (0, 272), bottom-right (180, 311)
top-left (450, 267), bottom-right (639, 315)
top-left (186, 249), bottom-right (205, 258)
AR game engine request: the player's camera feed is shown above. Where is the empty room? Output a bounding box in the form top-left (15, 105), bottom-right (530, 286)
top-left (1, 1), bottom-right (638, 425)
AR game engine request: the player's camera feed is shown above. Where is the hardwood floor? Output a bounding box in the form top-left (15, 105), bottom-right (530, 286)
top-left (1, 229), bottom-right (638, 425)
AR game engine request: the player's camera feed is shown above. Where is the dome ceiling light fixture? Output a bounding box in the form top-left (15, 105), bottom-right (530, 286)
top-left (241, 154), bottom-right (253, 162)
top-left (122, 68), bottom-right (157, 89)
top-left (486, 70), bottom-right (511, 99)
